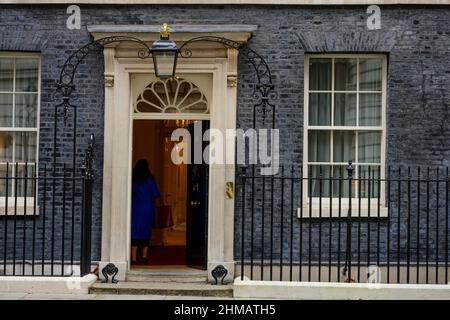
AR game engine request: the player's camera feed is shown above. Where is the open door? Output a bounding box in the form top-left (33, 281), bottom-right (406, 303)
top-left (186, 121), bottom-right (209, 269)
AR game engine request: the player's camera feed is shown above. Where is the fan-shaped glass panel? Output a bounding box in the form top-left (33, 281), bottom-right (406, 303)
top-left (135, 78), bottom-right (209, 114)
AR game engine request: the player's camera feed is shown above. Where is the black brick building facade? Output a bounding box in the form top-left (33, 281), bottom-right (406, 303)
top-left (0, 4), bottom-right (449, 266)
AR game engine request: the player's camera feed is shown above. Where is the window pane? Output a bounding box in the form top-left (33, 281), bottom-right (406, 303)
top-left (359, 93), bottom-right (382, 126)
top-left (308, 130), bottom-right (330, 162)
top-left (0, 132), bottom-right (13, 162)
top-left (0, 58), bottom-right (14, 92)
top-left (333, 131), bottom-right (355, 163)
top-left (334, 58), bottom-right (357, 91)
top-left (16, 163), bottom-right (36, 197)
top-left (15, 93), bottom-right (37, 127)
top-left (15, 132), bottom-right (36, 163)
top-left (332, 165), bottom-right (351, 198)
top-left (358, 165), bottom-right (381, 198)
top-left (15, 58), bottom-right (39, 92)
top-left (334, 93), bottom-right (356, 126)
top-left (359, 59), bottom-right (382, 91)
top-left (0, 164), bottom-right (13, 197)
top-left (309, 93), bottom-right (331, 125)
top-left (309, 58), bottom-right (332, 90)
top-left (358, 131), bottom-right (381, 163)
top-left (308, 165), bottom-right (331, 198)
top-left (0, 93), bottom-right (13, 127)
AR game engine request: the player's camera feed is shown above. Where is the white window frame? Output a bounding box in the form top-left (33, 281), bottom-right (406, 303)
top-left (0, 52), bottom-right (41, 216)
top-left (301, 53), bottom-right (387, 218)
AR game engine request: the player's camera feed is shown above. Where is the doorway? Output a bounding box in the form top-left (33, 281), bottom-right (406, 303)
top-left (99, 58), bottom-right (238, 282)
top-left (131, 119), bottom-right (209, 269)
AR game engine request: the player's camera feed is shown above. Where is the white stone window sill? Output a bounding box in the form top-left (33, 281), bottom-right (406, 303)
top-left (298, 204), bottom-right (388, 218)
top-left (0, 198), bottom-right (39, 216)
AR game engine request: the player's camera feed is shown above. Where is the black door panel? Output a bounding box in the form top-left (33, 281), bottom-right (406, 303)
top-left (186, 121), bottom-right (209, 269)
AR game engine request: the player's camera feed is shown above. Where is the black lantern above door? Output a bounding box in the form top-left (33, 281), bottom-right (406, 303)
top-left (149, 23), bottom-right (180, 78)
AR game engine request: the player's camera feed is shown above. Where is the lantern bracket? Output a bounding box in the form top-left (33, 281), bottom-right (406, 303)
top-left (56, 36), bottom-right (152, 119)
top-left (56, 33), bottom-right (274, 124)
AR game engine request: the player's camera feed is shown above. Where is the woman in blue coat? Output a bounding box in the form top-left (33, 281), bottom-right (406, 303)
top-left (131, 159), bottom-right (160, 262)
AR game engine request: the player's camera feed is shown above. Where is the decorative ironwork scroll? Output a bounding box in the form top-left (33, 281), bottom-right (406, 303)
top-left (57, 35), bottom-right (275, 125)
top-left (211, 264), bottom-right (228, 285)
top-left (56, 36), bottom-right (152, 118)
top-left (101, 263), bottom-right (119, 283)
top-left (179, 36), bottom-right (275, 126)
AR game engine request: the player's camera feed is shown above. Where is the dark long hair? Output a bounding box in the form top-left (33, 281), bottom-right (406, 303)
top-left (133, 159), bottom-right (154, 184)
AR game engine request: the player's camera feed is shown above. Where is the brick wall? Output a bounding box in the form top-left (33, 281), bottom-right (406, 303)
top-left (0, 4), bottom-right (448, 264)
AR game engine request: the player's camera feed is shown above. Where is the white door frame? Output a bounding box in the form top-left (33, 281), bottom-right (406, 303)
top-left (98, 45), bottom-right (240, 282)
top-left (126, 64), bottom-right (220, 274)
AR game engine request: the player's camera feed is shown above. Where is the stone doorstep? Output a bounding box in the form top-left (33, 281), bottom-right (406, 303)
top-left (127, 268), bottom-right (207, 276)
top-left (125, 269), bottom-right (208, 283)
top-left (89, 281), bottom-right (233, 297)
top-left (125, 275), bottom-right (208, 283)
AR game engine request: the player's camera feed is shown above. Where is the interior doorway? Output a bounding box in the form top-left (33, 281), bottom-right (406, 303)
top-left (131, 119), bottom-right (209, 270)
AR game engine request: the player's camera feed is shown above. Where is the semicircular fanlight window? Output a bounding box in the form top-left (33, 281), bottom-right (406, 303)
top-left (135, 77), bottom-right (209, 114)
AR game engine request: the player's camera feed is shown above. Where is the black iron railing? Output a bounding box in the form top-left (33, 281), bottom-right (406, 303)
top-left (0, 161), bottom-right (93, 277)
top-left (237, 163), bottom-right (450, 284)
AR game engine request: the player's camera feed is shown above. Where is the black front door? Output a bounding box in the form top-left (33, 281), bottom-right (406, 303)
top-left (186, 121), bottom-right (209, 269)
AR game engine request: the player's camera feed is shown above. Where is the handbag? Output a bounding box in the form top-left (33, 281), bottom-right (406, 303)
top-left (153, 205), bottom-right (174, 229)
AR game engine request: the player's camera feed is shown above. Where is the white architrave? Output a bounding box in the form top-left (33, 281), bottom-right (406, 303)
top-left (97, 29), bottom-right (246, 282)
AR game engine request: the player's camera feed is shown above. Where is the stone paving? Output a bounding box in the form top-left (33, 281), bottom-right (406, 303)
top-left (0, 293), bottom-right (235, 300)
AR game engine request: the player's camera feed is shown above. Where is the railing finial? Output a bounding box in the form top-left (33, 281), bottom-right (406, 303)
top-left (346, 161), bottom-right (354, 178)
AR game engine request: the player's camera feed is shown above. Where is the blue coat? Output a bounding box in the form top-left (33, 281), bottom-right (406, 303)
top-left (131, 178), bottom-right (160, 241)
